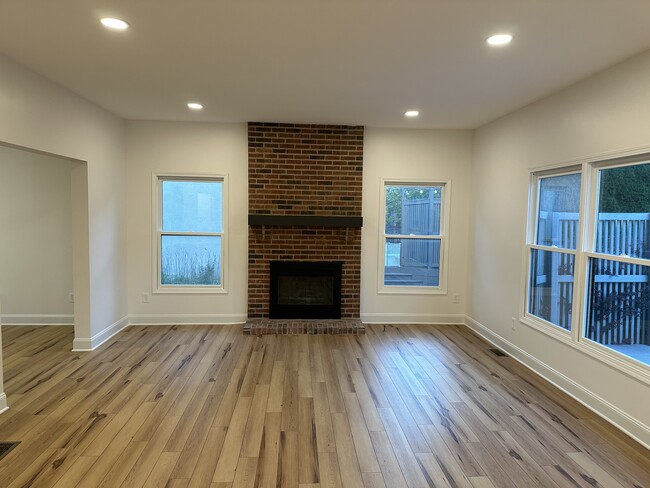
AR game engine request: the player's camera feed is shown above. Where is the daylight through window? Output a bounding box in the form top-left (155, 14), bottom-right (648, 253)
top-left (584, 162), bottom-right (650, 366)
top-left (527, 172), bottom-right (581, 330)
top-left (381, 182), bottom-right (448, 291)
top-left (157, 177), bottom-right (224, 289)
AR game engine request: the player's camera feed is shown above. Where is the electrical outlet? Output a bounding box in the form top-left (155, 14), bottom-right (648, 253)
top-left (453, 293), bottom-right (460, 304)
top-left (511, 317), bottom-right (517, 331)
top-left (69, 293), bottom-right (74, 303)
top-left (142, 293), bottom-right (150, 303)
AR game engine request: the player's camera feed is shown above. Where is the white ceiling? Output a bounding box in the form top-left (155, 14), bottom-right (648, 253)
top-left (2, 0), bottom-right (650, 129)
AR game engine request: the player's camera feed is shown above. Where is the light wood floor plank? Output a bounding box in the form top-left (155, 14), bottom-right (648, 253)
top-left (212, 396), bottom-right (253, 483)
top-left (240, 384), bottom-right (270, 458)
top-left (368, 430), bottom-right (408, 488)
top-left (187, 425), bottom-right (228, 488)
top-left (256, 412), bottom-right (282, 488)
top-left (331, 412), bottom-right (364, 487)
top-left (342, 392), bottom-right (380, 473)
top-left (317, 451), bottom-right (343, 488)
top-left (298, 397), bottom-right (320, 484)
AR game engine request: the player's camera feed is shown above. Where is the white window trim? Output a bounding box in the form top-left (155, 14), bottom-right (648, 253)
top-left (522, 165), bottom-right (583, 335)
top-left (377, 178), bottom-right (451, 295)
top-left (520, 152), bottom-right (650, 385)
top-left (151, 172), bottom-right (229, 295)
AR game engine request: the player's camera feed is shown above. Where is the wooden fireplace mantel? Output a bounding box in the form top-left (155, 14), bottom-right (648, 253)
top-left (248, 214), bottom-right (363, 228)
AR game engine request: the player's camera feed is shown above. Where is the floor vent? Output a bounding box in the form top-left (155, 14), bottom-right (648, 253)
top-left (0, 442), bottom-right (19, 461)
top-left (489, 348), bottom-right (508, 357)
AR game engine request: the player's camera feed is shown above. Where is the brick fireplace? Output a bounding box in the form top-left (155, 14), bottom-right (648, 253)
top-left (247, 122), bottom-right (363, 320)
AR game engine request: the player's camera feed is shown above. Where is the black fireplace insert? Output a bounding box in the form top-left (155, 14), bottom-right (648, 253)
top-left (269, 261), bottom-right (342, 319)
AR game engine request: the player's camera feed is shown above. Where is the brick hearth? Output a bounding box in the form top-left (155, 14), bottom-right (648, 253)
top-left (243, 319), bottom-right (365, 336)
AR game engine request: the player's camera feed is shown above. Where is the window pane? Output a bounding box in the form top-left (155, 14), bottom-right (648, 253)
top-left (528, 249), bottom-right (574, 330)
top-left (161, 235), bottom-right (221, 285)
top-left (595, 163), bottom-right (650, 259)
top-left (162, 180), bottom-right (222, 233)
top-left (585, 257), bottom-right (650, 366)
top-left (385, 186), bottom-right (442, 235)
top-left (384, 238), bottom-right (440, 286)
top-left (536, 173), bottom-right (581, 249)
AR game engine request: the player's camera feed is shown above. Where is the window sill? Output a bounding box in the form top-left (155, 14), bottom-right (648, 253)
top-left (153, 287), bottom-right (228, 295)
top-left (577, 338), bottom-right (650, 385)
top-left (519, 315), bottom-right (650, 385)
top-left (519, 315), bottom-right (573, 345)
top-left (378, 286), bottom-right (446, 295)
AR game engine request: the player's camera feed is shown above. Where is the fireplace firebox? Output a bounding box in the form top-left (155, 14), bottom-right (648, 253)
top-left (269, 261), bottom-right (342, 319)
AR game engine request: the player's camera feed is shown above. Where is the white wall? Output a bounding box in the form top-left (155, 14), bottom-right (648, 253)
top-left (0, 54), bottom-right (127, 347)
top-left (362, 128), bottom-right (473, 323)
top-left (0, 146), bottom-right (74, 323)
top-left (470, 50), bottom-right (650, 446)
top-left (126, 121), bottom-right (248, 324)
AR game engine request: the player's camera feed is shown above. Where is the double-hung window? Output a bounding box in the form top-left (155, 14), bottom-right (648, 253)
top-left (584, 161), bottom-right (650, 367)
top-left (380, 180), bottom-right (449, 293)
top-left (526, 170), bottom-right (582, 331)
top-left (154, 175), bottom-right (226, 292)
top-left (525, 156), bottom-right (650, 371)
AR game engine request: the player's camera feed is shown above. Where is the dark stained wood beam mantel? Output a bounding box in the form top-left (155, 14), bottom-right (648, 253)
top-left (248, 214), bottom-right (363, 228)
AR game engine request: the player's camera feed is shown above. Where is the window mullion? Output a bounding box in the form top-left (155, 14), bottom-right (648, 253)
top-left (571, 162), bottom-right (593, 343)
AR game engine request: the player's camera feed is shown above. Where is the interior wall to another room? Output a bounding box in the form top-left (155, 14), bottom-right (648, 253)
top-left (361, 128), bottom-right (473, 323)
top-left (0, 53), bottom-right (127, 346)
top-left (470, 49), bottom-right (650, 446)
top-left (0, 145), bottom-right (74, 324)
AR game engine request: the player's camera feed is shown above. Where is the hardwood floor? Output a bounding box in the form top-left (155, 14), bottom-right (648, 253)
top-left (0, 323), bottom-right (648, 487)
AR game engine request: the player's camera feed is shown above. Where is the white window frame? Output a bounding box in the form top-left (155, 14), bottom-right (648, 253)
top-left (378, 178), bottom-right (451, 295)
top-left (521, 165), bottom-right (584, 340)
top-left (521, 152), bottom-right (650, 385)
top-left (578, 157), bottom-right (650, 378)
top-left (152, 172), bottom-right (228, 294)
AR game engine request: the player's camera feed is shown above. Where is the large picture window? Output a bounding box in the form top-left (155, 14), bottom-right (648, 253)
top-left (155, 175), bottom-right (225, 291)
top-left (524, 157), bottom-right (650, 371)
top-left (380, 181), bottom-right (449, 293)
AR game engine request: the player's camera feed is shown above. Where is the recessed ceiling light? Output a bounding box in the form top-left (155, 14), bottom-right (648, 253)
top-left (404, 110), bottom-right (419, 117)
top-left (100, 17), bottom-right (129, 30)
top-left (486, 33), bottom-right (513, 46)
top-left (187, 102), bottom-right (204, 110)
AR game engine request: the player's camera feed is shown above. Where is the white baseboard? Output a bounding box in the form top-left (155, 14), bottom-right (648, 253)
top-left (0, 393), bottom-right (7, 414)
top-left (361, 313), bottom-right (465, 325)
top-left (128, 314), bottom-right (247, 326)
top-left (71, 314), bottom-right (245, 351)
top-left (464, 315), bottom-right (650, 450)
top-left (72, 316), bottom-right (129, 352)
top-left (0, 314), bottom-right (74, 326)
